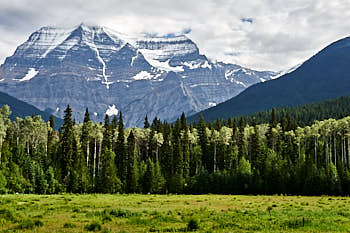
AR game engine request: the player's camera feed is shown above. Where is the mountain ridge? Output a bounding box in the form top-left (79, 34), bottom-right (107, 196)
top-left (188, 36), bottom-right (350, 123)
top-left (0, 24), bottom-right (276, 127)
top-left (0, 90), bottom-right (63, 127)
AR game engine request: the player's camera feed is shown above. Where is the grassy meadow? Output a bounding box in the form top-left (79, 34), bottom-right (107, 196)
top-left (0, 194), bottom-right (350, 232)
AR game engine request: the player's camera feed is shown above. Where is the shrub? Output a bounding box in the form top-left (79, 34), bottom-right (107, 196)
top-left (0, 209), bottom-right (16, 222)
top-left (17, 219), bottom-right (44, 229)
top-left (187, 218), bottom-right (200, 231)
top-left (85, 221), bottom-right (102, 231)
top-left (108, 209), bottom-right (135, 218)
top-left (63, 222), bottom-right (76, 228)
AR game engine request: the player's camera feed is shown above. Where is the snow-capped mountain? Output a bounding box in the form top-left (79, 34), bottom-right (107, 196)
top-left (0, 23), bottom-right (276, 126)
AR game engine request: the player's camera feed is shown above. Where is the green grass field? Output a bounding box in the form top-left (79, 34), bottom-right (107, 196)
top-left (1, 194), bottom-right (350, 232)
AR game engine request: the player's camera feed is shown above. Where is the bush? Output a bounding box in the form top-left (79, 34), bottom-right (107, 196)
top-left (0, 171), bottom-right (8, 194)
top-left (17, 219), bottom-right (44, 229)
top-left (63, 222), bottom-right (76, 228)
top-left (0, 209), bottom-right (16, 222)
top-left (85, 221), bottom-right (102, 231)
top-left (187, 218), bottom-right (200, 231)
top-left (108, 209), bottom-right (134, 218)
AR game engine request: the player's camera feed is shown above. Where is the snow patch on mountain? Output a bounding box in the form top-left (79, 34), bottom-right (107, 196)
top-left (202, 61), bottom-right (212, 70)
top-left (0, 79), bottom-right (4, 82)
top-left (139, 49), bottom-right (184, 72)
top-left (15, 68), bottom-right (39, 82)
top-left (106, 105), bottom-right (119, 116)
top-left (234, 80), bottom-right (247, 87)
top-left (89, 41), bottom-right (111, 89)
top-left (190, 83), bottom-right (220, 88)
top-left (40, 28), bottom-right (74, 58)
top-left (183, 61), bottom-right (201, 69)
top-left (132, 71), bottom-right (162, 81)
top-left (183, 60), bottom-right (212, 70)
top-left (133, 71), bottom-right (151, 80)
top-left (224, 69), bottom-right (240, 79)
top-left (272, 63), bottom-right (302, 79)
top-left (131, 54), bottom-right (138, 66)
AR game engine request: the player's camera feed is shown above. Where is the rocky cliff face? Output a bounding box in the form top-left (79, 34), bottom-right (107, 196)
top-left (0, 24), bottom-right (276, 126)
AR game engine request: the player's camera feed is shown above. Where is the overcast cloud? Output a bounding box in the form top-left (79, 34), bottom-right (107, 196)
top-left (0, 0), bottom-right (349, 71)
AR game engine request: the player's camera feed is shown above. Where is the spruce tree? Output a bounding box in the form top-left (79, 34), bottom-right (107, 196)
top-left (111, 116), bottom-right (118, 151)
top-left (148, 129), bottom-right (156, 161)
top-left (198, 115), bottom-right (210, 172)
top-left (73, 137), bottom-right (88, 193)
top-left (102, 114), bottom-right (112, 153)
top-left (250, 123), bottom-right (264, 170)
top-left (267, 109), bottom-right (277, 150)
top-left (49, 115), bottom-right (55, 129)
top-left (143, 158), bottom-right (154, 193)
top-left (181, 113), bottom-right (190, 179)
top-left (60, 105), bottom-right (75, 191)
top-left (127, 131), bottom-right (138, 193)
top-left (115, 112), bottom-right (127, 190)
top-left (144, 115), bottom-right (150, 129)
top-left (169, 120), bottom-right (184, 193)
top-left (98, 149), bottom-right (121, 193)
top-left (238, 117), bottom-right (247, 160)
top-left (153, 159), bottom-right (166, 194)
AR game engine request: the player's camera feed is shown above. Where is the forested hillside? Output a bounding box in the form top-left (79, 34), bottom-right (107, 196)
top-left (217, 95), bottom-right (350, 129)
top-left (1, 104), bottom-right (350, 195)
top-left (0, 90), bottom-right (63, 127)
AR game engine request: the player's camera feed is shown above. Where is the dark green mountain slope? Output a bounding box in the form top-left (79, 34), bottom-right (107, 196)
top-left (189, 36), bottom-right (350, 122)
top-left (0, 90), bottom-right (62, 126)
top-left (227, 95), bottom-right (350, 127)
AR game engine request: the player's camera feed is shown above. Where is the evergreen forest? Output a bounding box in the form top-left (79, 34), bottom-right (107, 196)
top-left (1, 103), bottom-right (350, 196)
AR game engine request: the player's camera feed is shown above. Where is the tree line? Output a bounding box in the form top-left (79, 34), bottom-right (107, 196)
top-left (221, 95), bottom-right (350, 129)
top-left (1, 104), bottom-right (350, 195)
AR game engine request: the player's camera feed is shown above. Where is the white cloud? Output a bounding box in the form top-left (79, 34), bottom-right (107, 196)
top-left (0, 0), bottom-right (349, 71)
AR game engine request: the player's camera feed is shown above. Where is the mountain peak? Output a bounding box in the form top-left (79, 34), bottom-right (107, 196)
top-left (0, 24), bottom-right (275, 127)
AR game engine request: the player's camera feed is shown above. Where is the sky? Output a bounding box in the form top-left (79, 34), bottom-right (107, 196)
top-left (0, 0), bottom-right (349, 71)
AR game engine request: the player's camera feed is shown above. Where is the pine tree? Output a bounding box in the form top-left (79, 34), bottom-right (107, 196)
top-left (98, 149), bottom-right (121, 193)
top-left (153, 159), bottom-right (166, 194)
top-left (81, 108), bottom-right (92, 189)
top-left (49, 115), bottom-right (55, 129)
top-left (102, 114), bottom-right (112, 153)
top-left (181, 113), bottom-right (190, 179)
top-left (148, 128), bottom-right (156, 161)
top-left (159, 122), bottom-right (173, 190)
top-left (169, 120), bottom-right (184, 193)
top-left (127, 131), bottom-right (138, 193)
top-left (238, 118), bottom-right (247, 160)
top-left (143, 158), bottom-right (155, 193)
top-left (73, 137), bottom-right (88, 193)
top-left (144, 115), bottom-right (150, 129)
top-left (115, 112), bottom-right (126, 190)
top-left (198, 115), bottom-right (210, 172)
top-left (111, 116), bottom-right (118, 151)
top-left (267, 109), bottom-right (277, 150)
top-left (46, 166), bottom-right (58, 194)
top-left (60, 105), bottom-right (75, 191)
top-left (250, 124), bottom-right (264, 171)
